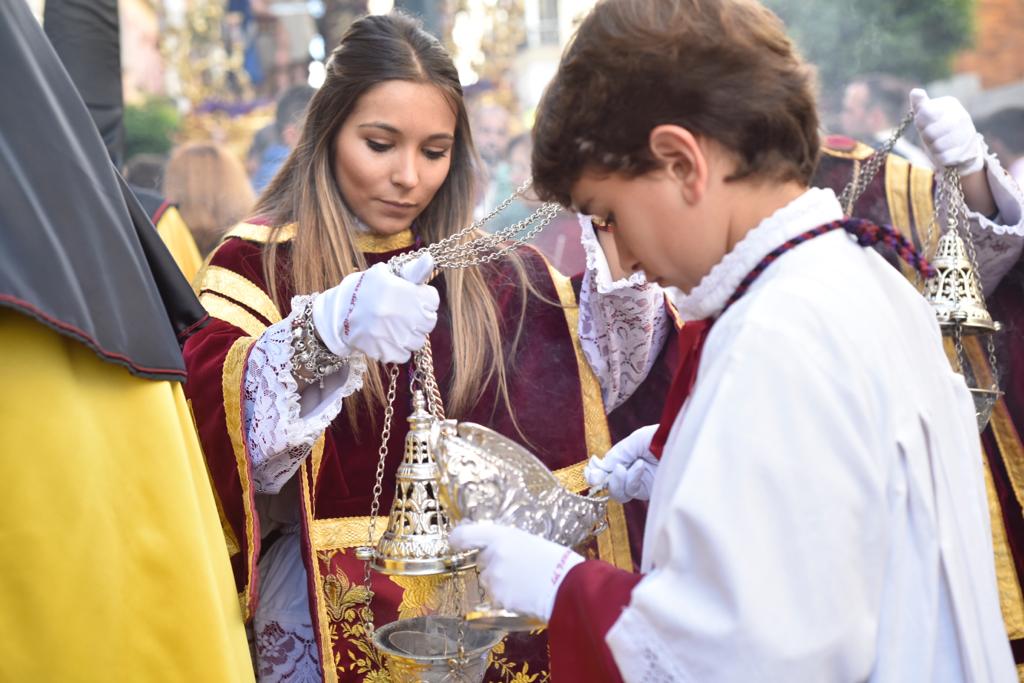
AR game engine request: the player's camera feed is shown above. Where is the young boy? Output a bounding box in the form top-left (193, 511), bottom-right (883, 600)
top-left (449, 0), bottom-right (1016, 680)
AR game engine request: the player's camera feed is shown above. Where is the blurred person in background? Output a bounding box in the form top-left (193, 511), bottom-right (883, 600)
top-left (252, 0), bottom-right (317, 92)
top-left (841, 73), bottom-right (933, 168)
top-left (506, 132), bottom-right (587, 274)
top-left (124, 152), bottom-right (167, 192)
top-left (469, 94), bottom-right (515, 216)
top-left (165, 142), bottom-right (257, 257)
top-left (247, 123), bottom-right (279, 183)
top-left (501, 132), bottom-right (536, 226)
top-left (250, 83), bottom-right (316, 193)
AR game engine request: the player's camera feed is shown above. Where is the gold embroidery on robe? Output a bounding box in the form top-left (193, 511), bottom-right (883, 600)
top-left (884, 154), bottom-right (915, 282)
top-left (545, 261), bottom-right (633, 571)
top-left (222, 336), bottom-right (259, 619)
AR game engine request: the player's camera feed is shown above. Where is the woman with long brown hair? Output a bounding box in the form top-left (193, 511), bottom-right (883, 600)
top-left (184, 11), bottom-right (672, 682)
top-left (164, 142), bottom-right (256, 256)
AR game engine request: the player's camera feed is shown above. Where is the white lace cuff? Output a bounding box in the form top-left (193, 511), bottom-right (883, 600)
top-left (579, 253), bottom-right (670, 411)
top-left (578, 214), bottom-right (648, 293)
top-left (243, 295), bottom-right (367, 494)
top-left (974, 149), bottom-right (1024, 234)
top-left (958, 151), bottom-right (1024, 293)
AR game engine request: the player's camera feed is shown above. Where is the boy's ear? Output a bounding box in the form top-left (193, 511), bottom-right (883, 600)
top-left (648, 124), bottom-right (708, 205)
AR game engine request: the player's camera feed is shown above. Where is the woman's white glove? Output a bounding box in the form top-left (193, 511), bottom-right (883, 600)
top-left (585, 424), bottom-right (659, 502)
top-left (911, 88), bottom-right (986, 175)
top-left (312, 253), bottom-right (438, 364)
top-left (448, 521), bottom-right (583, 623)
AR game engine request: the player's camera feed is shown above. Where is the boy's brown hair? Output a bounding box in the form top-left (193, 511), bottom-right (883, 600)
top-left (531, 0), bottom-right (820, 207)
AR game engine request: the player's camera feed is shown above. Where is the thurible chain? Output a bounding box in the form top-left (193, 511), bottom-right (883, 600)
top-left (362, 362), bottom-right (400, 635)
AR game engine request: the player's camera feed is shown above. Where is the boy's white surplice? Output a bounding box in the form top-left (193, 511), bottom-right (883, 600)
top-left (607, 188), bottom-right (1015, 682)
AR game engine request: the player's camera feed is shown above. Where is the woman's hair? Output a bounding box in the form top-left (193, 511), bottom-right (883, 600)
top-left (164, 143), bottom-right (255, 255)
top-left (532, 0), bottom-right (820, 207)
top-left (256, 11), bottom-right (526, 423)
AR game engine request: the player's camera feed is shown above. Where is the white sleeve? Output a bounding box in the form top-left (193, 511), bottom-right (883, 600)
top-left (242, 295), bottom-right (367, 494)
top-left (577, 215), bottom-right (671, 411)
top-left (961, 150), bottom-right (1024, 294)
top-left (606, 318), bottom-right (885, 682)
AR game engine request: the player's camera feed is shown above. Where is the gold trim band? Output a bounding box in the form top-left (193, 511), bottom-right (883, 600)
top-left (222, 336), bottom-right (259, 619)
top-left (188, 398), bottom-right (243, 558)
top-left (201, 266), bottom-right (282, 325)
top-left (822, 141), bottom-right (876, 161)
top-left (909, 164), bottom-right (938, 258)
top-left (200, 292), bottom-right (268, 337)
top-left (546, 261), bottom-right (633, 571)
top-left (983, 450), bottom-right (1024, 638)
top-left (884, 154), bottom-right (914, 281)
top-left (226, 222), bottom-right (296, 244)
top-left (225, 221), bottom-right (415, 255)
top-left (300, 461), bottom-right (340, 683)
top-left (353, 229), bottom-right (415, 253)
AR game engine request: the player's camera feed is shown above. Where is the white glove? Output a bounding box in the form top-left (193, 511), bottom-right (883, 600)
top-left (584, 423), bottom-right (659, 502)
top-left (911, 88), bottom-right (986, 175)
top-left (312, 253), bottom-right (439, 364)
top-left (448, 521), bottom-right (583, 623)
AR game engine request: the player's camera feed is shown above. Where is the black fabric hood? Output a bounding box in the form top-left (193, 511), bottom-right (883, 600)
top-left (0, 1), bottom-right (206, 382)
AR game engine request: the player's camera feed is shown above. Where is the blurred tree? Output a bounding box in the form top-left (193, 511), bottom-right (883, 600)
top-left (764, 0), bottom-right (974, 100)
top-left (124, 97), bottom-right (181, 160)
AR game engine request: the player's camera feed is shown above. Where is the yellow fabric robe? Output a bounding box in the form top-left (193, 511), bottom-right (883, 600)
top-left (0, 309), bottom-right (253, 681)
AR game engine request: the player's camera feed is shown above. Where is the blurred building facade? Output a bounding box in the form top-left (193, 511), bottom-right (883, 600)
top-left (945, 0), bottom-right (1024, 118)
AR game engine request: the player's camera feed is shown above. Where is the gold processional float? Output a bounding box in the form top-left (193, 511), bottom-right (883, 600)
top-left (351, 112), bottom-right (1004, 680)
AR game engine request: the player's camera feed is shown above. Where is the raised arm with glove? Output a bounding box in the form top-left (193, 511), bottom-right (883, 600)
top-left (312, 253), bottom-right (438, 365)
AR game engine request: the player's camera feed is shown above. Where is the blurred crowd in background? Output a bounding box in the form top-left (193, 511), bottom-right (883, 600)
top-left (26, 0), bottom-right (1023, 276)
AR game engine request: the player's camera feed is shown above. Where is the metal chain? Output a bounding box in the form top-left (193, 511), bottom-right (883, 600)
top-left (987, 332), bottom-right (1001, 389)
top-left (388, 183), bottom-right (561, 274)
top-left (839, 111), bottom-right (915, 215)
top-left (948, 170), bottom-right (985, 284)
top-left (415, 338), bottom-right (446, 420)
top-left (426, 204), bottom-right (559, 271)
top-left (954, 323), bottom-right (966, 375)
top-left (448, 569), bottom-right (469, 680)
top-left (361, 363), bottom-right (401, 636)
top-left (422, 179), bottom-right (541, 260)
top-left (928, 165), bottom-right (949, 257)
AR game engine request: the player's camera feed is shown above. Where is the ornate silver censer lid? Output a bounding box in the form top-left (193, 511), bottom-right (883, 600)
top-left (924, 218), bottom-right (999, 333)
top-left (356, 392), bottom-right (476, 575)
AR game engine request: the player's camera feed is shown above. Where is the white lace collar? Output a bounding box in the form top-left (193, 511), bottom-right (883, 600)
top-left (671, 187), bottom-right (844, 321)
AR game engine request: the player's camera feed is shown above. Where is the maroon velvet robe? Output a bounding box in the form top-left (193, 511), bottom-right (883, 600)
top-left (183, 222), bottom-right (673, 682)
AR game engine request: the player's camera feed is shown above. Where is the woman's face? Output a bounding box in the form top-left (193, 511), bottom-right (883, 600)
top-left (333, 80), bottom-right (457, 235)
